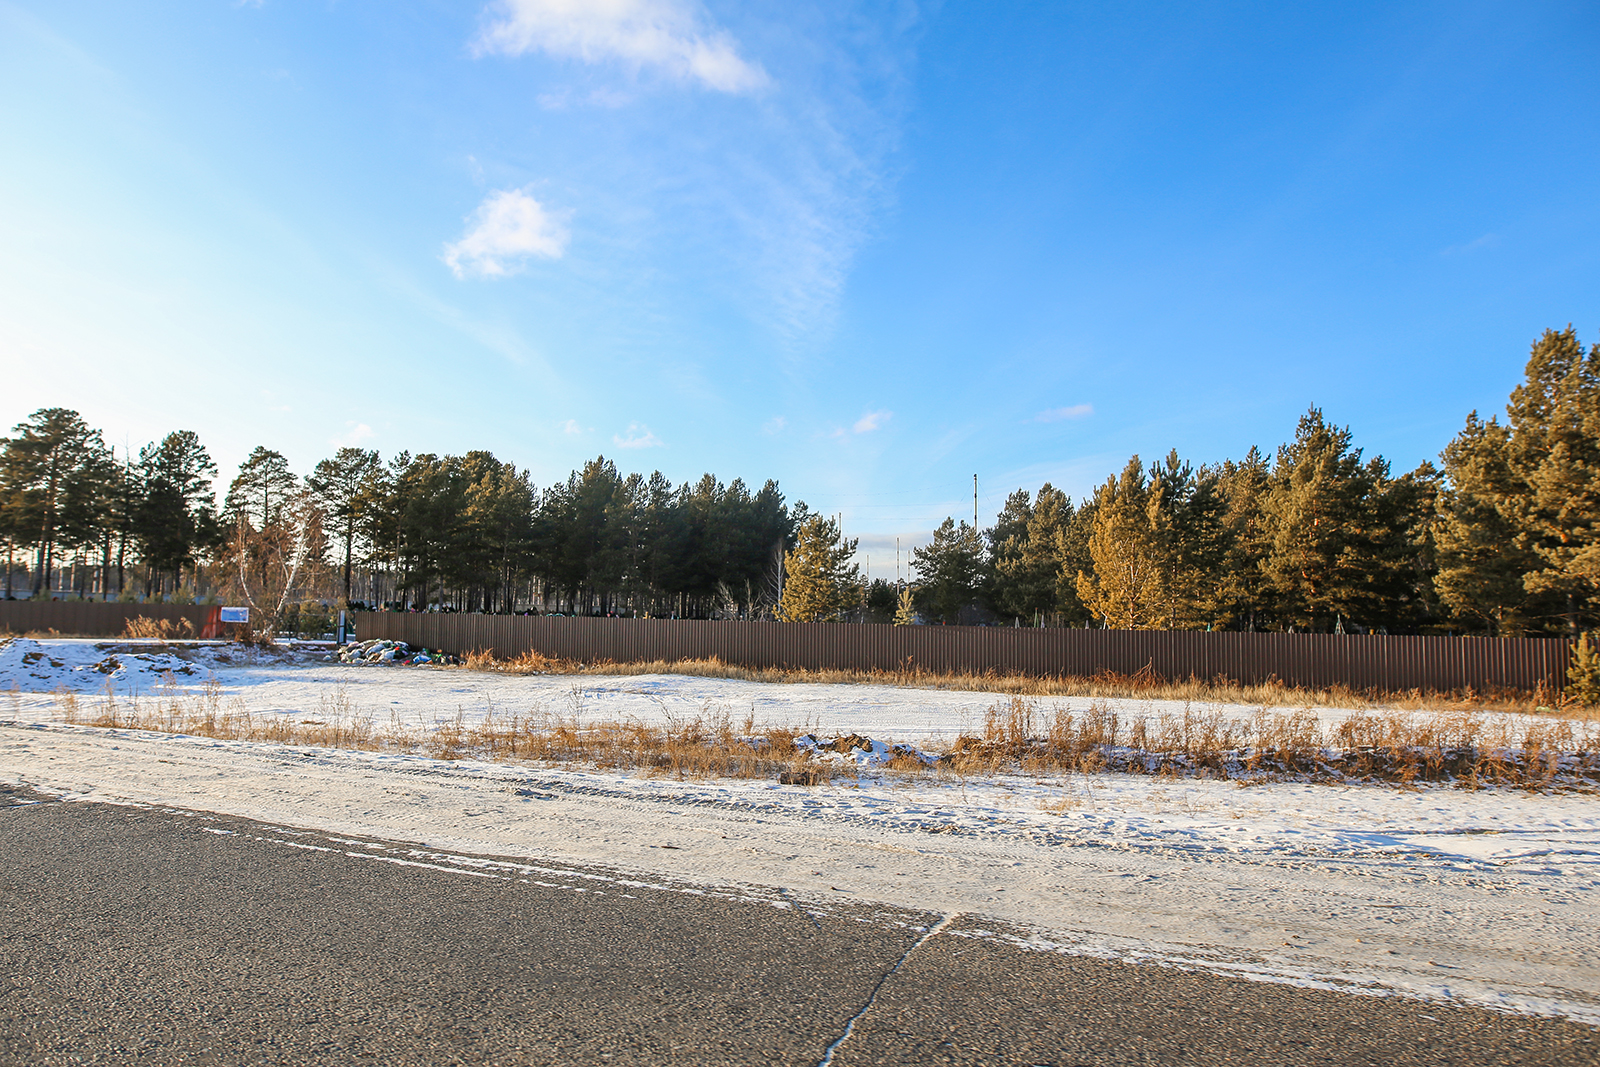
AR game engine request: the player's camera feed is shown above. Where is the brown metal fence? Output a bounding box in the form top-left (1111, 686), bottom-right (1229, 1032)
top-left (0, 602), bottom-right (1570, 694)
top-left (0, 602), bottom-right (222, 638)
top-left (352, 613), bottom-right (1575, 695)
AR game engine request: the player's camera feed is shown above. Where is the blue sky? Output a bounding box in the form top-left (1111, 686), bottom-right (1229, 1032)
top-left (2, 1), bottom-right (1596, 578)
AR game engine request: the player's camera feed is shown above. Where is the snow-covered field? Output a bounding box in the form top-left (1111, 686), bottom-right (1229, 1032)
top-left (3, 635), bottom-right (1568, 740)
top-left (3, 638), bottom-right (1599, 1025)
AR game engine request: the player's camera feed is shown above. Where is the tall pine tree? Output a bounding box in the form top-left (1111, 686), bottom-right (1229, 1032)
top-left (778, 512), bottom-right (861, 622)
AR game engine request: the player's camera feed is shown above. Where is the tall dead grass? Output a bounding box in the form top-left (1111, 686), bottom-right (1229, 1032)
top-left (53, 673), bottom-right (826, 782)
top-left (123, 616), bottom-right (195, 640)
top-left (59, 675), bottom-right (378, 750)
top-left (444, 649), bottom-right (1584, 718)
top-left (941, 696), bottom-right (1600, 789)
top-left (54, 677), bottom-right (1600, 791)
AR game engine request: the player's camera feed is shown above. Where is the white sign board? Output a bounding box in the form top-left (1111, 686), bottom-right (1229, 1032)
top-left (219, 607), bottom-right (249, 623)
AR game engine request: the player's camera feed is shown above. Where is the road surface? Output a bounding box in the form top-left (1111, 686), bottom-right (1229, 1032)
top-left (1, 784), bottom-right (1593, 1066)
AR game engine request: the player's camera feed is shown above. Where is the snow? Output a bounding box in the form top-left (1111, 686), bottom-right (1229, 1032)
top-left (3, 637), bottom-right (1599, 1025)
top-left (0, 637), bottom-right (216, 695)
top-left (3, 636), bottom-right (1574, 741)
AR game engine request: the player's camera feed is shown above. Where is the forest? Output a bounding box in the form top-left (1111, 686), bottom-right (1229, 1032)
top-left (1, 326), bottom-right (1594, 637)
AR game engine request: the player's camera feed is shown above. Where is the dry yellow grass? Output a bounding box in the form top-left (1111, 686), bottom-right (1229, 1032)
top-left (55, 672), bottom-right (826, 782)
top-left (123, 616), bottom-right (195, 640)
top-left (940, 695), bottom-right (1600, 789)
top-left (444, 648), bottom-right (1589, 719)
top-left (55, 676), bottom-right (1600, 791)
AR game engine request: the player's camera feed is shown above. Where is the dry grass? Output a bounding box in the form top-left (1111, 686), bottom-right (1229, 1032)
top-left (444, 649), bottom-right (1587, 718)
top-left (938, 695), bottom-right (1600, 790)
top-left (123, 616), bottom-right (195, 640)
top-left (54, 673), bottom-right (830, 783)
top-left (59, 676), bottom-right (376, 750)
top-left (54, 677), bottom-right (1600, 792)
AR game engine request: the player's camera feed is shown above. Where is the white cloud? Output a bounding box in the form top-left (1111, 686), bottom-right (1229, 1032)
top-left (613, 421), bottom-right (663, 448)
top-left (443, 188), bottom-right (570, 279)
top-left (761, 415), bottom-right (786, 435)
top-left (560, 418), bottom-right (586, 434)
top-left (330, 421), bottom-right (375, 447)
top-left (1034, 404), bottom-right (1094, 423)
top-left (853, 410), bottom-right (891, 434)
top-left (469, 4), bottom-right (914, 349)
top-left (475, 0), bottom-right (769, 94)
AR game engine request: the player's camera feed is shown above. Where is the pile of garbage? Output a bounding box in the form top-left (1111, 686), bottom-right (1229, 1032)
top-left (329, 639), bottom-right (461, 666)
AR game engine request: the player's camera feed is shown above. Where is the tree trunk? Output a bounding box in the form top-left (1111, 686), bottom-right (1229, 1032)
top-left (100, 531), bottom-right (112, 601)
top-left (343, 527), bottom-right (354, 602)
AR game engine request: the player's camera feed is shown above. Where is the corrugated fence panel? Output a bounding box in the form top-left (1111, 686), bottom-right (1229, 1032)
top-left (0, 601), bottom-right (217, 637)
top-left (344, 613), bottom-right (1575, 695)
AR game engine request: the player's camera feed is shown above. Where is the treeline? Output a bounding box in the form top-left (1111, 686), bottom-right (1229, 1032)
top-left (2, 326), bottom-right (1594, 635)
top-left (0, 425), bottom-right (797, 621)
top-left (898, 326), bottom-right (1598, 636)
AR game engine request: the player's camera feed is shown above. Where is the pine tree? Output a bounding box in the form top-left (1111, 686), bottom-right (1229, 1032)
top-left (777, 512), bottom-right (861, 622)
top-left (1435, 328), bottom-right (1600, 634)
top-left (223, 447), bottom-right (304, 604)
top-left (1145, 451), bottom-right (1230, 628)
top-left (309, 447), bottom-right (383, 602)
top-left (54, 445), bottom-right (122, 600)
top-left (988, 489), bottom-right (1031, 562)
top-left (462, 457), bottom-right (536, 612)
top-left (992, 484), bottom-right (1077, 622)
top-left (1504, 327), bottom-right (1600, 632)
top-left (988, 489), bottom-right (1031, 617)
top-left (1569, 632), bottom-right (1600, 705)
top-left (1076, 457), bottom-right (1164, 628)
top-left (1260, 408), bottom-right (1382, 629)
top-left (1, 409), bottom-right (112, 598)
top-left (1053, 497), bottom-right (1095, 623)
top-left (911, 518), bottom-right (987, 623)
top-left (865, 578), bottom-right (898, 621)
top-left (224, 447), bottom-right (298, 529)
top-left (892, 585), bottom-right (917, 625)
top-left (1369, 461), bottom-right (1442, 632)
top-left (1435, 413), bottom-right (1533, 631)
top-left (132, 431), bottom-right (220, 597)
top-left (1213, 447), bottom-right (1272, 629)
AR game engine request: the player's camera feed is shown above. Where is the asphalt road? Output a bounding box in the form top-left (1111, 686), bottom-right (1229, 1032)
top-left (1, 783), bottom-right (1594, 1066)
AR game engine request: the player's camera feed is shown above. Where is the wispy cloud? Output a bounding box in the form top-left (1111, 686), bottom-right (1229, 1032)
top-left (444, 188), bottom-right (569, 278)
top-left (1034, 404), bottom-right (1093, 423)
top-left (475, 0), bottom-right (769, 93)
top-left (467, 5), bottom-right (918, 351)
top-left (560, 418), bottom-right (587, 434)
top-left (1441, 233), bottom-right (1500, 257)
top-left (331, 421), bottom-right (375, 447)
top-left (613, 421), bottom-right (663, 448)
top-left (852, 410), bottom-right (892, 434)
top-left (762, 415), bottom-right (787, 435)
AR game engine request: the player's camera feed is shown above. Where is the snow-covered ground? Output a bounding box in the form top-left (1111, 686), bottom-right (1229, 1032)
top-left (2, 636), bottom-right (1573, 740)
top-left (3, 638), bottom-right (1599, 1025)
